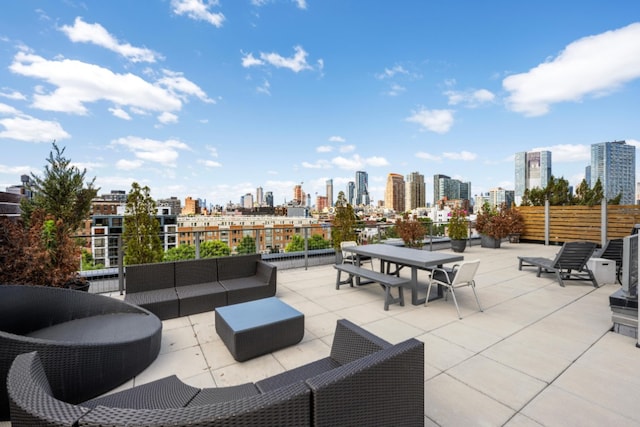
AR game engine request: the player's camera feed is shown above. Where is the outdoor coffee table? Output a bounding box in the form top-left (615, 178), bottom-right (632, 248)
top-left (215, 297), bottom-right (304, 362)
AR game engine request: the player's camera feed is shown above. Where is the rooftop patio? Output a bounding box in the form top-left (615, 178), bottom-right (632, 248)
top-left (5, 242), bottom-right (637, 426)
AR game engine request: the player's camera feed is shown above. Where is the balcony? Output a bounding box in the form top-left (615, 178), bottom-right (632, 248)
top-left (5, 242), bottom-right (637, 426)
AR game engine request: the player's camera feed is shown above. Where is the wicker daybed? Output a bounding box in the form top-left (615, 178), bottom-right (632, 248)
top-left (0, 285), bottom-right (162, 421)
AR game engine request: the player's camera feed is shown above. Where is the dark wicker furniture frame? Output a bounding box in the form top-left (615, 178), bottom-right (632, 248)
top-left (125, 254), bottom-right (277, 320)
top-left (8, 319), bottom-right (424, 426)
top-left (0, 285), bottom-right (162, 421)
top-left (215, 297), bottom-right (305, 361)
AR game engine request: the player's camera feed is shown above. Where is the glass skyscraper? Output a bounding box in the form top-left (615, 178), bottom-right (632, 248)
top-left (591, 141), bottom-right (635, 205)
top-left (514, 150), bottom-right (552, 203)
top-left (355, 171), bottom-right (369, 206)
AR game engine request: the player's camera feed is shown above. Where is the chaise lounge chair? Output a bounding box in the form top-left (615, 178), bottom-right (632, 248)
top-left (517, 241), bottom-right (598, 287)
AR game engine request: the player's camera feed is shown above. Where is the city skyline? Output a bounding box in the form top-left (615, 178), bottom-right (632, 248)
top-left (1, 2), bottom-right (639, 206)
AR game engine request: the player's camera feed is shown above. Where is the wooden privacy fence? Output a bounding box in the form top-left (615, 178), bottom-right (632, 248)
top-left (518, 203), bottom-right (640, 245)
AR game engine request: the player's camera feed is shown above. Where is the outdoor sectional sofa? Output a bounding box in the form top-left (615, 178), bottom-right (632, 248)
top-left (125, 253), bottom-right (277, 320)
top-left (0, 284), bottom-right (162, 421)
top-left (7, 319), bottom-right (425, 426)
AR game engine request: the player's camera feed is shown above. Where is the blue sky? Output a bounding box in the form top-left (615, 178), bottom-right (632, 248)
top-left (1, 1), bottom-right (639, 207)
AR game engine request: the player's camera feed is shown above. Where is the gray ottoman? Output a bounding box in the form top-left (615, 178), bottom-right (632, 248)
top-left (215, 297), bottom-right (304, 362)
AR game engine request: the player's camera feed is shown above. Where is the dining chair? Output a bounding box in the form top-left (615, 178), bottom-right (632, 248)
top-left (340, 241), bottom-right (373, 269)
top-left (425, 259), bottom-right (483, 319)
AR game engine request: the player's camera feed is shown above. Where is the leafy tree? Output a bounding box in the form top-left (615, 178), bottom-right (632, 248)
top-left (236, 235), bottom-right (256, 254)
top-left (21, 142), bottom-right (98, 232)
top-left (81, 248), bottom-right (105, 270)
top-left (200, 240), bottom-right (231, 257)
top-left (164, 244), bottom-right (196, 261)
top-left (308, 234), bottom-right (332, 250)
top-left (331, 191), bottom-right (357, 250)
top-left (123, 182), bottom-right (163, 265)
top-left (285, 234), bottom-right (306, 252)
top-left (163, 240), bottom-right (231, 261)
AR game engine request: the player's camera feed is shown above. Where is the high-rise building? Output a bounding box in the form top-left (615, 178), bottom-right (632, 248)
top-left (293, 184), bottom-right (305, 206)
top-left (182, 196), bottom-right (201, 215)
top-left (241, 193), bottom-right (254, 209)
top-left (157, 196), bottom-right (181, 215)
top-left (591, 141), bottom-right (635, 205)
top-left (316, 195), bottom-right (328, 212)
top-left (405, 172), bottom-right (425, 210)
top-left (355, 171), bottom-right (369, 206)
top-left (265, 191), bottom-right (274, 207)
top-left (514, 150), bottom-right (552, 204)
top-left (434, 174), bottom-right (471, 203)
top-left (326, 179), bottom-right (334, 207)
top-left (384, 173), bottom-right (405, 212)
top-left (489, 187), bottom-right (515, 208)
top-left (256, 187), bottom-right (264, 206)
top-left (347, 181), bottom-right (355, 205)
top-left (433, 174), bottom-right (449, 205)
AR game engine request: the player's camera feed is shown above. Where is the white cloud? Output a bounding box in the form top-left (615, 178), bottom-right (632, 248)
top-left (375, 65), bottom-right (409, 80)
top-left (385, 83), bottom-right (406, 97)
top-left (241, 52), bottom-right (264, 67)
top-left (416, 152), bottom-right (441, 161)
top-left (331, 155), bottom-right (389, 170)
top-left (339, 144), bottom-right (355, 153)
top-left (0, 115), bottom-right (69, 142)
top-left (10, 51), bottom-right (184, 114)
top-left (442, 150), bottom-right (477, 161)
top-left (60, 17), bottom-right (159, 63)
top-left (445, 88), bottom-right (495, 107)
top-left (302, 159), bottom-right (331, 169)
top-left (0, 102), bottom-right (20, 115)
top-left (504, 23), bottom-right (640, 116)
top-left (115, 160), bottom-right (141, 171)
top-left (0, 164), bottom-right (31, 174)
top-left (328, 136), bottom-right (345, 143)
top-left (406, 108), bottom-right (454, 134)
top-left (316, 145), bottom-right (333, 153)
top-left (157, 69), bottom-right (213, 103)
top-left (198, 159), bottom-right (222, 167)
top-left (242, 46), bottom-right (317, 73)
top-left (0, 90), bottom-right (26, 100)
top-left (171, 0), bottom-right (225, 27)
top-left (205, 145), bottom-right (219, 157)
top-left (293, 0), bottom-right (307, 9)
top-left (111, 136), bottom-right (190, 167)
top-left (256, 79), bottom-right (271, 95)
top-left (109, 107), bottom-right (131, 120)
top-left (531, 144), bottom-right (590, 162)
top-left (158, 111), bottom-right (178, 124)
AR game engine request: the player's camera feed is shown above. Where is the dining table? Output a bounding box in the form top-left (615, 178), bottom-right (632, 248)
top-left (341, 243), bottom-right (464, 305)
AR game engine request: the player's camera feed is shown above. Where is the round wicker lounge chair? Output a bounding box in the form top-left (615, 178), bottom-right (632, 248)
top-left (0, 284), bottom-right (162, 420)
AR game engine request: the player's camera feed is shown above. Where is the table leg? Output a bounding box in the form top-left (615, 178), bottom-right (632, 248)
top-left (411, 267), bottom-right (425, 305)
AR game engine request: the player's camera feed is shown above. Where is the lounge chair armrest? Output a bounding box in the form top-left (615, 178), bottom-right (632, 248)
top-left (330, 319), bottom-right (391, 364)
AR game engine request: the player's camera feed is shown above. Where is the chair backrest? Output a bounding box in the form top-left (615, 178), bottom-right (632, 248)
top-left (600, 238), bottom-right (623, 266)
top-left (340, 241), bottom-right (357, 257)
top-left (553, 241), bottom-right (597, 271)
top-left (451, 260), bottom-right (480, 286)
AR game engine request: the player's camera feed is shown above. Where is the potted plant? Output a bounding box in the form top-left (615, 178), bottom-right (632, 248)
top-left (447, 208), bottom-right (468, 253)
top-left (474, 203), bottom-right (517, 248)
top-left (395, 213), bottom-right (426, 249)
top-left (506, 207), bottom-right (525, 243)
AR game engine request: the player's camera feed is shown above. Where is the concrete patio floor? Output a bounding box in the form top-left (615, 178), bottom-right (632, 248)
top-left (5, 242), bottom-right (637, 426)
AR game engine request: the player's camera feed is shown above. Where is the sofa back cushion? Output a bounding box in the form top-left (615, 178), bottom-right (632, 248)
top-left (174, 258), bottom-right (218, 287)
top-left (217, 254), bottom-right (261, 281)
top-left (126, 262), bottom-right (175, 293)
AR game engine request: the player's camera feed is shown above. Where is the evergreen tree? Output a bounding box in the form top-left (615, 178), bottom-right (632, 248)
top-left (331, 191), bottom-right (357, 250)
top-left (21, 142), bottom-right (98, 232)
top-left (123, 182), bottom-right (163, 265)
